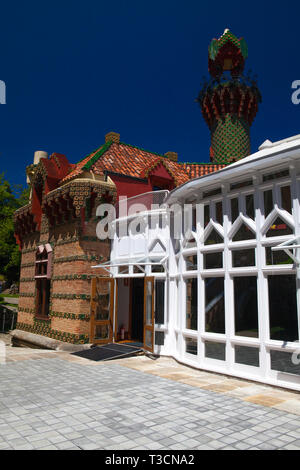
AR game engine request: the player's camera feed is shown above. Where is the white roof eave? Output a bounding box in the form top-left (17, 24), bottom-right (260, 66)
top-left (167, 137), bottom-right (300, 204)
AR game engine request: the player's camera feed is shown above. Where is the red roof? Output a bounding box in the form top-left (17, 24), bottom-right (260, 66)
top-left (61, 141), bottom-right (226, 186)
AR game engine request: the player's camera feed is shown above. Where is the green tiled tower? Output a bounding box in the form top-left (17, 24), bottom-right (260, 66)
top-left (197, 29), bottom-right (261, 164)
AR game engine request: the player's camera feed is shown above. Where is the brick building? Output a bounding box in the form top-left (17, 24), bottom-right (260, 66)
top-left (14, 131), bottom-right (224, 346)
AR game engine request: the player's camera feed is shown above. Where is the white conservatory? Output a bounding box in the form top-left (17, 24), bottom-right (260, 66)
top-left (93, 134), bottom-right (300, 391)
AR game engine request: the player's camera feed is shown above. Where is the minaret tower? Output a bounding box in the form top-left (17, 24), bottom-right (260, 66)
top-left (197, 29), bottom-right (261, 164)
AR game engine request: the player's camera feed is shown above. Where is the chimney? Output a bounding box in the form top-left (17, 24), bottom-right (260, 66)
top-left (165, 151), bottom-right (178, 162)
top-left (105, 132), bottom-right (120, 144)
top-left (33, 150), bottom-right (48, 165)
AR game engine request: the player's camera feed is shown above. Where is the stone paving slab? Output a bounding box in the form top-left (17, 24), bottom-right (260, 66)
top-left (1, 354), bottom-right (300, 449)
top-left (111, 356), bottom-right (300, 415)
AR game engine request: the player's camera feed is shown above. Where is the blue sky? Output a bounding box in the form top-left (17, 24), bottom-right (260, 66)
top-left (0, 0), bottom-right (299, 187)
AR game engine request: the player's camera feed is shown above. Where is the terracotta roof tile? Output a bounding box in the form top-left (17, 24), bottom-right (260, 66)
top-left (61, 141), bottom-right (226, 186)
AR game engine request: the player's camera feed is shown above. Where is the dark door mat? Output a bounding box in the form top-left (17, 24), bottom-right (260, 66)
top-left (72, 342), bottom-right (143, 362)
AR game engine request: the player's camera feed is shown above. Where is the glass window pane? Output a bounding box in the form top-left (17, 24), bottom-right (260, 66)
top-left (155, 331), bottom-right (164, 346)
top-left (192, 207), bottom-right (197, 231)
top-left (266, 217), bottom-right (293, 237)
top-left (281, 186), bottom-right (291, 213)
top-left (36, 279), bottom-right (43, 314)
top-left (152, 264), bottom-right (164, 273)
top-left (155, 280), bottom-right (164, 324)
top-left (44, 280), bottom-right (50, 317)
top-left (205, 228), bottom-right (223, 246)
top-left (264, 190), bottom-right (273, 217)
top-left (186, 278), bottom-right (198, 331)
top-left (263, 169), bottom-right (289, 182)
top-left (204, 252), bottom-right (223, 269)
top-left (203, 188), bottom-right (221, 198)
top-left (204, 205), bottom-right (210, 227)
top-left (145, 282), bottom-right (153, 325)
top-left (205, 342), bottom-right (225, 361)
top-left (270, 350), bottom-right (300, 376)
top-left (96, 281), bottom-right (111, 321)
top-left (41, 262), bottom-right (46, 276)
top-left (205, 277), bottom-right (225, 334)
top-left (231, 180), bottom-right (252, 190)
top-left (185, 255), bottom-right (197, 271)
top-left (232, 249), bottom-right (256, 267)
top-left (215, 201), bottom-right (223, 225)
top-left (246, 194), bottom-right (254, 219)
top-left (231, 198), bottom-right (239, 222)
top-left (36, 279), bottom-right (51, 318)
top-left (232, 223), bottom-right (255, 241)
top-left (186, 338), bottom-right (197, 355)
top-left (234, 276), bottom-right (258, 338)
top-left (268, 275), bottom-right (298, 342)
top-left (235, 346), bottom-right (260, 367)
top-left (95, 324), bottom-right (109, 340)
top-left (37, 263), bottom-right (42, 276)
top-left (265, 247), bottom-right (293, 265)
top-left (145, 329), bottom-right (153, 349)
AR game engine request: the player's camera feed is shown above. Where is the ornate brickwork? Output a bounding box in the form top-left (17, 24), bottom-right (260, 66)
top-left (15, 175), bottom-right (113, 344)
top-left (16, 322), bottom-right (89, 344)
top-left (211, 114), bottom-right (250, 164)
top-left (197, 29), bottom-right (261, 163)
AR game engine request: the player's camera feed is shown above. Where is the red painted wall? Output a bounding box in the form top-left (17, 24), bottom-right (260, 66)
top-left (110, 162), bottom-right (175, 203)
top-left (110, 174), bottom-right (152, 202)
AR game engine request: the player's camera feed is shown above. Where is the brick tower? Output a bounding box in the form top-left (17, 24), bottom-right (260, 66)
top-left (197, 29), bottom-right (261, 164)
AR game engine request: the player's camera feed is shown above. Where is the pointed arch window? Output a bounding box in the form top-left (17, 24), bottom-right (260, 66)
top-left (232, 223), bottom-right (255, 242)
top-left (266, 217), bottom-right (293, 238)
top-left (182, 231), bottom-right (197, 249)
top-left (204, 228), bottom-right (223, 246)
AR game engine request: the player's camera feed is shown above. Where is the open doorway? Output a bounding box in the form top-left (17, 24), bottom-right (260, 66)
top-left (116, 278), bottom-right (144, 344)
top-left (90, 276), bottom-right (156, 351)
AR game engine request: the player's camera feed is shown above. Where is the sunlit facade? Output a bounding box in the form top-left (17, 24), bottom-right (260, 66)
top-left (105, 135), bottom-right (300, 391)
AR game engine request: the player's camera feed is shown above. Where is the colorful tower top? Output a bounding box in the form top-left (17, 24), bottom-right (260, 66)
top-left (197, 29), bottom-right (261, 164)
top-left (208, 28), bottom-right (248, 78)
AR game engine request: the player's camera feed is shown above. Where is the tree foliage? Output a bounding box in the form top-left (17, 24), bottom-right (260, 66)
top-left (0, 174), bottom-right (29, 284)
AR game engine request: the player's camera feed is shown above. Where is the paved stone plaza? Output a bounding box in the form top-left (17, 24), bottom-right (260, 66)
top-left (1, 350), bottom-right (300, 450)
